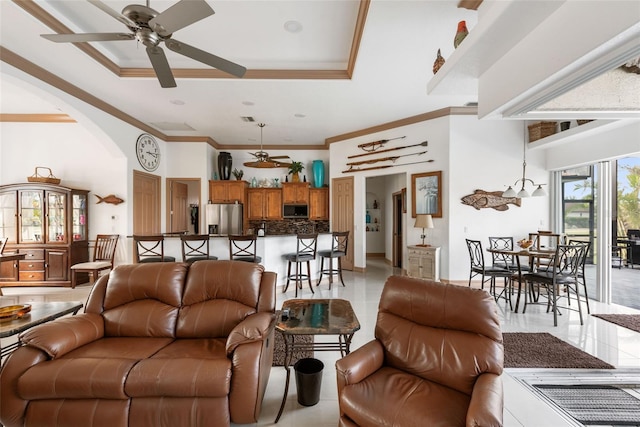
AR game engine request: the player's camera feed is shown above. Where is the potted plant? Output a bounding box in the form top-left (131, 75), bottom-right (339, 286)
top-left (288, 161), bottom-right (304, 182)
top-left (232, 168), bottom-right (244, 180)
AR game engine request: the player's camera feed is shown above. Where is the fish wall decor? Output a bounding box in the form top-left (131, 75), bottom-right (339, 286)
top-left (95, 194), bottom-right (124, 205)
top-left (461, 190), bottom-right (520, 211)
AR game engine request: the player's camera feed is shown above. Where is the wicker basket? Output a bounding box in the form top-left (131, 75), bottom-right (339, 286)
top-left (27, 167), bottom-right (61, 184)
top-left (528, 121), bottom-right (557, 142)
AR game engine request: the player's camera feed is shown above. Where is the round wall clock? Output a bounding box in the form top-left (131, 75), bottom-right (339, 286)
top-left (136, 134), bottom-right (160, 172)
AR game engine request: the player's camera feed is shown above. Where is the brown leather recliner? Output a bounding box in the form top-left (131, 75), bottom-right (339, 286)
top-left (336, 276), bottom-right (504, 427)
top-left (0, 260), bottom-right (276, 427)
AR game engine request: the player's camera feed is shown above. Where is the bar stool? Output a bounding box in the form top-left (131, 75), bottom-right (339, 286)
top-left (180, 234), bottom-right (218, 264)
top-left (283, 233), bottom-right (318, 297)
top-left (133, 235), bottom-right (176, 263)
top-left (229, 234), bottom-right (262, 263)
top-left (317, 231), bottom-right (349, 289)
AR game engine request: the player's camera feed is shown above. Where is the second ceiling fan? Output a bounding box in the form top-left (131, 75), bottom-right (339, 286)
top-left (41, 0), bottom-right (247, 88)
top-left (244, 123), bottom-right (292, 169)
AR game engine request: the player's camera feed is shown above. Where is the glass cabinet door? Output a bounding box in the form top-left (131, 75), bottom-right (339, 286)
top-left (72, 193), bottom-right (87, 241)
top-left (0, 191), bottom-right (17, 243)
top-left (46, 191), bottom-right (66, 243)
top-left (19, 190), bottom-right (44, 243)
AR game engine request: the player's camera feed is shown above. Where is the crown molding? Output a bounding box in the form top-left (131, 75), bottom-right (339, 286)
top-left (0, 113), bottom-right (75, 123)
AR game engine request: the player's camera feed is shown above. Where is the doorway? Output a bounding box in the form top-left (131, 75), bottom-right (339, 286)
top-left (166, 178), bottom-right (202, 234)
top-left (133, 170), bottom-right (161, 235)
top-left (331, 176), bottom-right (354, 270)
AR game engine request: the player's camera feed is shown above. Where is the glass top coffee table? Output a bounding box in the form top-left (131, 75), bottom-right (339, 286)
top-left (274, 298), bottom-right (360, 423)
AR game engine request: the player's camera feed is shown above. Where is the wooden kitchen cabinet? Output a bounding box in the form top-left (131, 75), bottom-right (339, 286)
top-left (407, 246), bottom-right (440, 281)
top-left (309, 187), bottom-right (329, 220)
top-left (0, 183), bottom-right (89, 287)
top-left (247, 188), bottom-right (282, 220)
top-left (282, 182), bottom-right (309, 204)
top-left (209, 180), bottom-right (247, 203)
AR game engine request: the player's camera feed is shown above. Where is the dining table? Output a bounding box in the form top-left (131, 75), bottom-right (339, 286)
top-left (487, 247), bottom-right (556, 313)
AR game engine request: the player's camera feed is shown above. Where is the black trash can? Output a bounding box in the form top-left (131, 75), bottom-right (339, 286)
top-left (294, 357), bottom-right (324, 406)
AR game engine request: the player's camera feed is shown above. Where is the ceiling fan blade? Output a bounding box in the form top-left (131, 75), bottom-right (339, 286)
top-left (268, 156), bottom-right (291, 160)
top-left (146, 46), bottom-right (177, 88)
top-left (165, 39), bottom-right (246, 78)
top-left (88, 0), bottom-right (138, 28)
top-left (149, 0), bottom-right (214, 37)
top-left (41, 33), bottom-right (134, 43)
top-left (244, 161), bottom-right (290, 169)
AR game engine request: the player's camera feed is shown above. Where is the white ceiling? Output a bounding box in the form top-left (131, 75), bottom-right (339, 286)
top-left (0, 0), bottom-right (478, 148)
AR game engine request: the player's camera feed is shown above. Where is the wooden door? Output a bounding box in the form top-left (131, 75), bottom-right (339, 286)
top-left (170, 181), bottom-right (189, 233)
top-left (133, 170), bottom-right (161, 234)
top-left (45, 249), bottom-right (68, 281)
top-left (331, 177), bottom-right (354, 270)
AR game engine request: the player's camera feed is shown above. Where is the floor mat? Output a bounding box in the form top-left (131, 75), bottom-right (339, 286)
top-left (535, 384), bottom-right (640, 425)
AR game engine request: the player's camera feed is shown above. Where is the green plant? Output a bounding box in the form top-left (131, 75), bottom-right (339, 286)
top-left (288, 161), bottom-right (304, 175)
top-left (232, 168), bottom-right (244, 179)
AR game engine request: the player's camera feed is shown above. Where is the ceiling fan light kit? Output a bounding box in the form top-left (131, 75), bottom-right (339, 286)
top-left (41, 0), bottom-right (246, 88)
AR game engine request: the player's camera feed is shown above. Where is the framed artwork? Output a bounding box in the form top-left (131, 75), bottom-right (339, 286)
top-left (401, 187), bottom-right (407, 213)
top-left (412, 171), bottom-right (442, 218)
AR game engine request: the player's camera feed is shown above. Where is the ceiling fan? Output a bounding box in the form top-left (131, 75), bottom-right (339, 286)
top-left (41, 0), bottom-right (246, 88)
top-left (243, 123), bottom-right (292, 169)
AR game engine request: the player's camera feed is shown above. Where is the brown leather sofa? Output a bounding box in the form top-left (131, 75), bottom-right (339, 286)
top-left (0, 260), bottom-right (276, 427)
top-left (336, 276), bottom-right (504, 427)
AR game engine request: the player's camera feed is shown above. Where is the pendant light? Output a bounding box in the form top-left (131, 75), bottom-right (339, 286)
top-left (502, 123), bottom-right (547, 198)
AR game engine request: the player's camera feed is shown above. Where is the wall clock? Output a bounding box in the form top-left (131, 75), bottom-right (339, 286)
top-left (136, 134), bottom-right (160, 172)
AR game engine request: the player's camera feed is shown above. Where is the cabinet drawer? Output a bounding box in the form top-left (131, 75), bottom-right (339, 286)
top-left (19, 271), bottom-right (45, 281)
top-left (20, 249), bottom-right (45, 260)
top-left (20, 260), bottom-right (45, 271)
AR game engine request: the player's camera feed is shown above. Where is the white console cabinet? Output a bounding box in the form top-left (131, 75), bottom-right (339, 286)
top-left (407, 246), bottom-right (440, 281)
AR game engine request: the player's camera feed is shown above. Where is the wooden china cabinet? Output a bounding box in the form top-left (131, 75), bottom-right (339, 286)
top-left (0, 183), bottom-right (89, 288)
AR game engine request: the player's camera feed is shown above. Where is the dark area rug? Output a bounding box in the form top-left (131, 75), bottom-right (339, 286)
top-left (503, 332), bottom-right (614, 369)
top-left (592, 314), bottom-right (640, 333)
top-left (272, 311), bottom-right (314, 366)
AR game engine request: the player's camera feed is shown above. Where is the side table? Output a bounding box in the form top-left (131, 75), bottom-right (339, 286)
top-left (407, 245), bottom-right (440, 281)
top-left (274, 298), bottom-right (360, 423)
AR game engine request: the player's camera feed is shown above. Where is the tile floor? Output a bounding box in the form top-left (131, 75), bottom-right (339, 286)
top-left (1, 259), bottom-right (639, 427)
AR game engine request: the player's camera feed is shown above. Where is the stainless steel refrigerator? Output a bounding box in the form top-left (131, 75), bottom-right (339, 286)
top-left (205, 203), bottom-right (243, 235)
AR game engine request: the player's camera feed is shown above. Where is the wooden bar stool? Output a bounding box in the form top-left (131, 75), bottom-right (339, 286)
top-left (229, 234), bottom-right (262, 263)
top-left (133, 235), bottom-right (176, 263)
top-left (317, 231), bottom-right (349, 289)
top-left (180, 234), bottom-right (218, 264)
top-left (283, 233), bottom-right (318, 297)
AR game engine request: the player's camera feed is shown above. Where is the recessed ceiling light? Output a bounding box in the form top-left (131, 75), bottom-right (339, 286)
top-left (242, 101), bottom-right (255, 106)
top-left (284, 20), bottom-right (303, 33)
top-left (294, 113), bottom-right (306, 118)
top-left (170, 99), bottom-right (185, 105)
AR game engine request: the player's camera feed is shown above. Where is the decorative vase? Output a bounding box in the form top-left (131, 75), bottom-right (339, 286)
top-left (454, 20), bottom-right (468, 48)
top-left (292, 172), bottom-right (300, 183)
top-left (312, 160), bottom-right (324, 188)
top-left (218, 152), bottom-right (232, 180)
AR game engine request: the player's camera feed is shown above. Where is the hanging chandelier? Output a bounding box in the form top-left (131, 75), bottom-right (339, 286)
top-left (502, 123), bottom-right (547, 198)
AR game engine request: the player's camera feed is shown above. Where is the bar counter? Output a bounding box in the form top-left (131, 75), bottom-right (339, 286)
top-left (161, 233), bottom-right (335, 286)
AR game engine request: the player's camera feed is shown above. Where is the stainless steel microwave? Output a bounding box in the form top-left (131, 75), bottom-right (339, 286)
top-left (283, 204), bottom-right (308, 218)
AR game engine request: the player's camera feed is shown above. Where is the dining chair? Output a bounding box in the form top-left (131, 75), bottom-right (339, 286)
top-left (229, 234), bottom-right (262, 263)
top-left (529, 232), bottom-right (561, 268)
top-left (0, 237), bottom-right (7, 254)
top-left (317, 231), bottom-right (349, 290)
top-left (70, 234), bottom-right (119, 288)
top-left (568, 239), bottom-right (592, 314)
top-left (465, 239), bottom-right (512, 307)
top-left (488, 236), bottom-right (530, 272)
top-left (133, 235), bottom-right (176, 263)
top-left (522, 243), bottom-right (586, 326)
top-left (180, 234), bottom-right (218, 264)
top-left (283, 233), bottom-right (318, 297)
